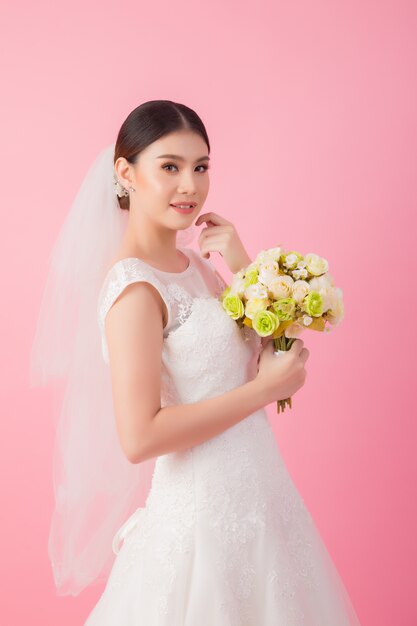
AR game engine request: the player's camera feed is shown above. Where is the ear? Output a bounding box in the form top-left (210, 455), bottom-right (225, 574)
top-left (114, 156), bottom-right (134, 188)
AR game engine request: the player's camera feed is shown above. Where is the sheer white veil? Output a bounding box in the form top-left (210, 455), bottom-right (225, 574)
top-left (29, 143), bottom-right (197, 596)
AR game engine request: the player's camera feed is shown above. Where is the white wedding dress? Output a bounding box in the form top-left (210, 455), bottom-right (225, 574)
top-left (84, 246), bottom-right (362, 625)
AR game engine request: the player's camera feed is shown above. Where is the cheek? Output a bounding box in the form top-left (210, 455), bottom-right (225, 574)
top-left (199, 178), bottom-right (210, 196)
top-left (148, 172), bottom-right (174, 196)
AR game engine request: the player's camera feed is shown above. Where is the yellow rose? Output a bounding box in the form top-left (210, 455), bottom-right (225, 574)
top-left (243, 268), bottom-right (259, 288)
top-left (222, 294), bottom-right (245, 320)
top-left (271, 298), bottom-right (297, 321)
top-left (303, 291), bottom-right (324, 317)
top-left (252, 309), bottom-right (279, 337)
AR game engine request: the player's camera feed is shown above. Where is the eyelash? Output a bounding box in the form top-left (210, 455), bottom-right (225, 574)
top-left (161, 163), bottom-right (210, 173)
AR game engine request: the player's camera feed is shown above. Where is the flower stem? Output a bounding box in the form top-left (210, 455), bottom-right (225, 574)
top-left (273, 336), bottom-right (293, 414)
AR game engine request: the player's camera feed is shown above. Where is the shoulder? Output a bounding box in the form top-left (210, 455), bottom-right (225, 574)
top-left (97, 258), bottom-right (171, 337)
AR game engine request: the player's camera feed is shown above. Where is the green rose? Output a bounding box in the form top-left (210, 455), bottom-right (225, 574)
top-left (303, 291), bottom-right (324, 317)
top-left (252, 310), bottom-right (279, 337)
top-left (243, 268), bottom-right (259, 288)
top-left (222, 294), bottom-right (245, 320)
top-left (271, 298), bottom-right (297, 321)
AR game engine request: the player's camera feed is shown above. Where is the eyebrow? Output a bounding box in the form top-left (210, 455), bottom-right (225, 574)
top-left (156, 154), bottom-right (210, 163)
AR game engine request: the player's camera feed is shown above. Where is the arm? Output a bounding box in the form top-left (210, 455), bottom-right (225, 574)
top-left (138, 377), bottom-right (265, 463)
top-left (105, 279), bottom-right (267, 465)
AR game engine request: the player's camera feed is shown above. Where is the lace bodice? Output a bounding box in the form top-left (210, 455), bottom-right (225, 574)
top-left (97, 246), bottom-right (262, 408)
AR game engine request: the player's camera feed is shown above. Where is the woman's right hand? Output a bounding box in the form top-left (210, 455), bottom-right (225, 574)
top-left (255, 337), bottom-right (310, 405)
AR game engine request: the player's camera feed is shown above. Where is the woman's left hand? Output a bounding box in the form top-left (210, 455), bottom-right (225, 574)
top-left (195, 212), bottom-right (252, 274)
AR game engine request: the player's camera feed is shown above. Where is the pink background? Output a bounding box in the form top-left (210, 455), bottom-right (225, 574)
top-left (1, 0), bottom-right (416, 624)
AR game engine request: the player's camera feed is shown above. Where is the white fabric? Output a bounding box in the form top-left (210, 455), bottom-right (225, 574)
top-left (85, 247), bottom-right (362, 625)
top-left (29, 142), bottom-right (199, 596)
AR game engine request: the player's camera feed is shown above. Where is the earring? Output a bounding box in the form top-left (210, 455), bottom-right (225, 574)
top-left (129, 186), bottom-right (136, 192)
top-left (113, 172), bottom-right (129, 198)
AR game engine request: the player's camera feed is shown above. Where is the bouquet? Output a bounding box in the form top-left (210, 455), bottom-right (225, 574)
top-left (218, 246), bottom-right (344, 413)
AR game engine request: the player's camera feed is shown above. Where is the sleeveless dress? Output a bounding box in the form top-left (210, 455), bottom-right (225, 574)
top-left (84, 246), bottom-right (362, 626)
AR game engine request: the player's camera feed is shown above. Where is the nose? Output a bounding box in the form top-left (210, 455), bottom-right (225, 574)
top-left (177, 171), bottom-right (198, 195)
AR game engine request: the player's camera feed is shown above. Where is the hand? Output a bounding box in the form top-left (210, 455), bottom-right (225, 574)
top-left (255, 338), bottom-right (310, 405)
top-left (195, 212), bottom-right (252, 274)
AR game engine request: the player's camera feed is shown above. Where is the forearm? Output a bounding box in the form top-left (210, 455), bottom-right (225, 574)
top-left (135, 378), bottom-right (267, 463)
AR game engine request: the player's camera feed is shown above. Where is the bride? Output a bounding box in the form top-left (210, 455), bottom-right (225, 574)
top-left (30, 99), bottom-right (362, 625)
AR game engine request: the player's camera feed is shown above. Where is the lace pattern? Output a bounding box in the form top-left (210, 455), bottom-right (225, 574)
top-left (88, 253), bottom-right (359, 626)
top-left (97, 258), bottom-right (198, 364)
top-left (165, 282), bottom-right (194, 326)
top-left (97, 258), bottom-right (171, 363)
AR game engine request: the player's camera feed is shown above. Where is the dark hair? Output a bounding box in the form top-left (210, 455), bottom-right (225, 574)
top-left (114, 100), bottom-right (210, 210)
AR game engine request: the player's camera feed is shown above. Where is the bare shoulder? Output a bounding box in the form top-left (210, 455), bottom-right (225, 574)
top-left (104, 281), bottom-right (164, 463)
top-left (105, 279), bottom-right (166, 340)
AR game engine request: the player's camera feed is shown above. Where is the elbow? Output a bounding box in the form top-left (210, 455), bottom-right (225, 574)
top-left (124, 430), bottom-right (153, 465)
top-left (126, 450), bottom-right (142, 464)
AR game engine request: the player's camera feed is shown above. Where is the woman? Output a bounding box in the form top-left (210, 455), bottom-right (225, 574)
top-left (31, 100), bottom-right (362, 625)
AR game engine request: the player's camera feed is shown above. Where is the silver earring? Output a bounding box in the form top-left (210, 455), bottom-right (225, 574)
top-left (113, 172), bottom-right (129, 198)
top-left (129, 186), bottom-right (135, 192)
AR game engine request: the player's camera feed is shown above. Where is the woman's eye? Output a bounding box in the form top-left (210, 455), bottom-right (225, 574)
top-left (161, 163), bottom-right (210, 172)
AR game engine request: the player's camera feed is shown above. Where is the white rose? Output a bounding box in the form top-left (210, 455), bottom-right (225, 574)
top-left (264, 246), bottom-right (283, 261)
top-left (258, 260), bottom-right (279, 287)
top-left (292, 280), bottom-right (310, 303)
top-left (268, 275), bottom-right (294, 299)
top-left (255, 248), bottom-right (283, 265)
top-left (304, 253), bottom-right (329, 276)
top-left (309, 274), bottom-right (333, 290)
top-left (283, 253), bottom-right (299, 269)
top-left (292, 268), bottom-right (308, 280)
top-left (245, 297), bottom-right (270, 319)
top-left (244, 282), bottom-right (269, 300)
top-left (229, 275), bottom-right (247, 296)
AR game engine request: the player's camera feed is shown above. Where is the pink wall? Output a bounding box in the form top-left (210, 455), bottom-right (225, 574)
top-left (2, 0), bottom-right (416, 624)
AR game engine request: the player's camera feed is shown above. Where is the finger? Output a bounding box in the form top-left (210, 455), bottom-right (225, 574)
top-left (266, 338), bottom-right (277, 351)
top-left (259, 337), bottom-right (271, 351)
top-left (199, 224), bottom-right (231, 236)
top-left (198, 232), bottom-right (228, 246)
top-left (289, 338), bottom-right (304, 355)
top-left (299, 347), bottom-right (309, 363)
top-left (195, 212), bottom-right (230, 227)
top-left (199, 239), bottom-right (226, 259)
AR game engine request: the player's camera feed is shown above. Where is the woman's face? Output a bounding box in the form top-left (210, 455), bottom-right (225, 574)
top-left (115, 129), bottom-right (210, 229)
